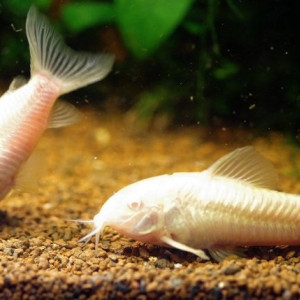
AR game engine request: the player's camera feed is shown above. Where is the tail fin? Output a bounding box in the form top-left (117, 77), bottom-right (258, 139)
top-left (26, 6), bottom-right (114, 95)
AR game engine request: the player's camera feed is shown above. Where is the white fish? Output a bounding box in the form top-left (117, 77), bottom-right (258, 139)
top-left (0, 6), bottom-right (114, 200)
top-left (80, 146), bottom-right (300, 261)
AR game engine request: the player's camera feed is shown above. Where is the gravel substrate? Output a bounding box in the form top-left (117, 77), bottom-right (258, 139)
top-left (1, 110), bottom-right (300, 299)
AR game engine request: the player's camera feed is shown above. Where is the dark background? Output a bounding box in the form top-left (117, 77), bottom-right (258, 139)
top-left (0, 0), bottom-right (299, 134)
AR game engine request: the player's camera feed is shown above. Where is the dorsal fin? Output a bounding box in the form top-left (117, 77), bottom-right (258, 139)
top-left (8, 76), bottom-right (27, 91)
top-left (207, 146), bottom-right (278, 189)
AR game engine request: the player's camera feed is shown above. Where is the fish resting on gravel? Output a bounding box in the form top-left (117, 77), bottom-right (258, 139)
top-left (80, 146), bottom-right (300, 261)
top-left (0, 6), bottom-right (114, 200)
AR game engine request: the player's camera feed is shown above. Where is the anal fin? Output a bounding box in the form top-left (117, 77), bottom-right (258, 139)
top-left (48, 100), bottom-right (82, 128)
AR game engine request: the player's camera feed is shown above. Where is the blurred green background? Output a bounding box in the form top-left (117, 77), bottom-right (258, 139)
top-left (0, 0), bottom-right (299, 134)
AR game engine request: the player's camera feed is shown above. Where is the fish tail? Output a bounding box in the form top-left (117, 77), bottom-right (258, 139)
top-left (26, 6), bottom-right (114, 95)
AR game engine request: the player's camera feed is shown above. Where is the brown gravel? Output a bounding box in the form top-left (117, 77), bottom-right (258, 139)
top-left (1, 109), bottom-right (300, 299)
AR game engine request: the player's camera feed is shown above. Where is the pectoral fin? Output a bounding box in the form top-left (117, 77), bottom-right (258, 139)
top-left (161, 236), bottom-right (210, 260)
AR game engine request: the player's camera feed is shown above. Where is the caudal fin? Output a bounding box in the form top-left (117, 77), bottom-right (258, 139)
top-left (26, 6), bottom-right (114, 95)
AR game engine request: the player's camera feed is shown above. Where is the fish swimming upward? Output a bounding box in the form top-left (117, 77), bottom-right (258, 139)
top-left (0, 7), bottom-right (114, 200)
top-left (80, 146), bottom-right (300, 261)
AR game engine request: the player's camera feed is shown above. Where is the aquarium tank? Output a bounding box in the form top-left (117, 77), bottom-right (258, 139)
top-left (1, 1), bottom-right (300, 299)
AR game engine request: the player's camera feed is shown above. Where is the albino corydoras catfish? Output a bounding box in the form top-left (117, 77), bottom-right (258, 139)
top-left (80, 146), bottom-right (300, 261)
top-left (0, 6), bottom-right (114, 200)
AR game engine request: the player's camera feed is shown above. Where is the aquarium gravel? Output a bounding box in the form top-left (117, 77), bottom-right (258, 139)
top-left (1, 110), bottom-right (300, 299)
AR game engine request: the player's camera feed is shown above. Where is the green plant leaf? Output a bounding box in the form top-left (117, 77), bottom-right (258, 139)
top-left (214, 61), bottom-right (239, 80)
top-left (0, 36), bottom-right (28, 70)
top-left (115, 0), bottom-right (195, 59)
top-left (61, 2), bottom-right (115, 33)
top-left (3, 0), bottom-right (52, 15)
top-left (4, 0), bottom-right (32, 16)
top-left (183, 21), bottom-right (205, 36)
top-left (33, 0), bottom-right (52, 10)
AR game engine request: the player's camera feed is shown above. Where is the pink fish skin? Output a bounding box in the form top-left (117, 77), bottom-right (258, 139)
top-left (0, 6), bottom-right (114, 200)
top-left (80, 146), bottom-right (300, 261)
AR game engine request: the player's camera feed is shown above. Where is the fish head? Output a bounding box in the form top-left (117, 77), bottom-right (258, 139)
top-left (92, 176), bottom-right (168, 244)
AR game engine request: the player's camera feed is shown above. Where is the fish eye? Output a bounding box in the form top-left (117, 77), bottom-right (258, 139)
top-left (128, 200), bottom-right (143, 210)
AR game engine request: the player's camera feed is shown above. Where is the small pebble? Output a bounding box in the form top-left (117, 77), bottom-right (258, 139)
top-left (0, 111), bottom-right (299, 299)
top-left (155, 258), bottom-right (172, 269)
top-left (221, 263), bottom-right (241, 275)
top-left (138, 247), bottom-right (150, 258)
top-left (94, 127), bottom-right (111, 146)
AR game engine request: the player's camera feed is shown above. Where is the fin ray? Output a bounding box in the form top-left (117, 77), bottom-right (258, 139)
top-left (26, 6), bottom-right (114, 95)
top-left (48, 101), bottom-right (82, 128)
top-left (208, 146), bottom-right (278, 189)
top-left (161, 236), bottom-right (209, 260)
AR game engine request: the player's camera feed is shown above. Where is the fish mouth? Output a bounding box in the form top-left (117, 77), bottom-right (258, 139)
top-left (79, 225), bottom-right (103, 247)
top-left (79, 207), bottom-right (161, 252)
top-left (78, 214), bottom-right (108, 254)
top-left (78, 212), bottom-right (139, 252)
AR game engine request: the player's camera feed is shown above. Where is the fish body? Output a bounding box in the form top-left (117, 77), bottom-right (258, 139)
top-left (82, 146), bottom-right (300, 261)
top-left (0, 76), bottom-right (54, 198)
top-left (140, 173), bottom-right (300, 248)
top-left (0, 7), bottom-right (114, 199)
